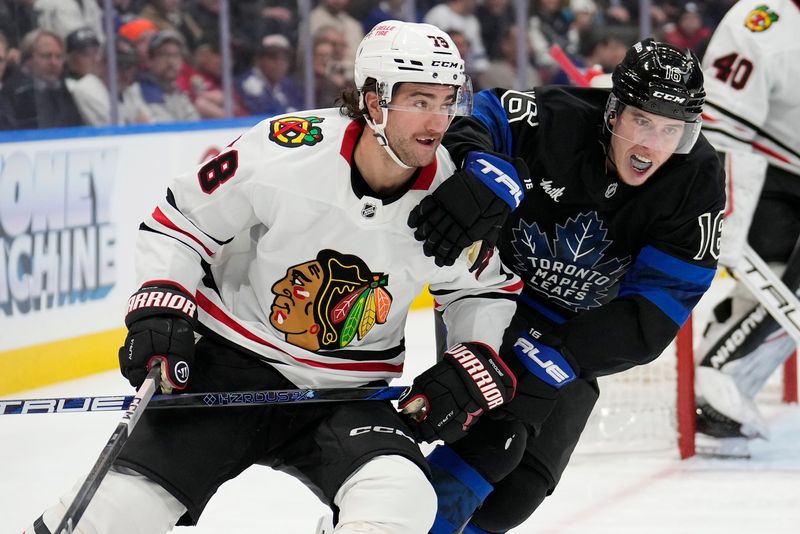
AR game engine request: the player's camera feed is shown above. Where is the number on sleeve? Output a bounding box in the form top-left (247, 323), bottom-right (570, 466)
top-left (711, 52), bottom-right (754, 90)
top-left (198, 150), bottom-right (239, 194)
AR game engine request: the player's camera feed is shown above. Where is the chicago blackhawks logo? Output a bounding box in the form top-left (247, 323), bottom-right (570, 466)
top-left (744, 5), bottom-right (779, 32)
top-left (269, 116), bottom-right (324, 147)
top-left (510, 213), bottom-right (630, 311)
top-left (270, 249), bottom-right (392, 351)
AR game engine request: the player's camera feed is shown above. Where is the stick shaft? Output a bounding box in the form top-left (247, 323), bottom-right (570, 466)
top-left (0, 386), bottom-right (410, 415)
top-left (53, 365), bottom-right (161, 534)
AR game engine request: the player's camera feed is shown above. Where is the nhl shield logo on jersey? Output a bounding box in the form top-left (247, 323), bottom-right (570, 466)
top-left (269, 249), bottom-right (392, 351)
top-left (268, 116), bottom-right (324, 147)
top-left (744, 5), bottom-right (779, 32)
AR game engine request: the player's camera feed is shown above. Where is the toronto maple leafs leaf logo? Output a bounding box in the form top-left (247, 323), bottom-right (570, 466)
top-left (510, 212), bottom-right (630, 311)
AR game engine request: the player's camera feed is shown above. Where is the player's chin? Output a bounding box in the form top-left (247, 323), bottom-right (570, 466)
top-left (620, 160), bottom-right (659, 186)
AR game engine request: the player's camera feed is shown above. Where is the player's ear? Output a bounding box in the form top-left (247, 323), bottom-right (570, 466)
top-left (364, 91), bottom-right (383, 125)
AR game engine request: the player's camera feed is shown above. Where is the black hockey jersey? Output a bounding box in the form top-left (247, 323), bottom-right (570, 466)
top-left (444, 86), bottom-right (726, 377)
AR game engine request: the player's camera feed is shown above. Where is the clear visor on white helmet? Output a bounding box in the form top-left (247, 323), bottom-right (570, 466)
top-left (380, 76), bottom-right (474, 119)
top-left (604, 95), bottom-right (702, 155)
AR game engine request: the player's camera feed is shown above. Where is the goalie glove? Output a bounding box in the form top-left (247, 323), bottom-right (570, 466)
top-left (399, 342), bottom-right (516, 444)
top-left (407, 151), bottom-right (528, 267)
top-left (119, 284), bottom-right (197, 393)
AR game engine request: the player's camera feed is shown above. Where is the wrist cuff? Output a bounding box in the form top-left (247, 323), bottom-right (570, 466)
top-left (464, 151), bottom-right (524, 209)
top-left (510, 331), bottom-right (576, 389)
top-left (125, 285), bottom-right (197, 327)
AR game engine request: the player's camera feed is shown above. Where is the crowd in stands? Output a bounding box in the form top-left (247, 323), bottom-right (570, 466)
top-left (0, 0), bottom-right (734, 132)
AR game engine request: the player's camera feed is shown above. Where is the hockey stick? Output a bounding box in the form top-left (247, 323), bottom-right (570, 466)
top-left (0, 385), bottom-right (410, 415)
top-left (53, 364), bottom-right (161, 534)
top-left (728, 243), bottom-right (800, 345)
top-left (701, 233), bottom-right (800, 364)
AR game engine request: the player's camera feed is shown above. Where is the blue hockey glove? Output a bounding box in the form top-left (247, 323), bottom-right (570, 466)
top-left (499, 330), bottom-right (578, 424)
top-left (408, 152), bottom-right (528, 267)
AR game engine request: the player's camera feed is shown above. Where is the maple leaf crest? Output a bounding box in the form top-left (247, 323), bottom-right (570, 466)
top-left (510, 212), bottom-right (630, 311)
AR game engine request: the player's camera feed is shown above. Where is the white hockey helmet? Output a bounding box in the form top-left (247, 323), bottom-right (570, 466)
top-left (354, 21), bottom-right (473, 168)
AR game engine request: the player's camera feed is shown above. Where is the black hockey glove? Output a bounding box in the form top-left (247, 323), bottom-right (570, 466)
top-left (118, 284), bottom-right (197, 393)
top-left (497, 330), bottom-right (579, 425)
top-left (407, 151), bottom-right (528, 267)
top-left (399, 342), bottom-right (516, 444)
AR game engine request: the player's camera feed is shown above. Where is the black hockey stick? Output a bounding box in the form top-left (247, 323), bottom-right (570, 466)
top-left (0, 385), bottom-right (410, 415)
top-left (53, 364), bottom-right (161, 534)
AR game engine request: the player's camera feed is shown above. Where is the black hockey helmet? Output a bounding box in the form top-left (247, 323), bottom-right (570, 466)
top-left (605, 38), bottom-right (705, 154)
top-left (611, 38), bottom-right (705, 122)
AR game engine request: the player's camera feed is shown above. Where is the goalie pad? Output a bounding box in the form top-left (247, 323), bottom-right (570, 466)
top-left (695, 366), bottom-right (769, 439)
top-left (718, 148), bottom-right (767, 269)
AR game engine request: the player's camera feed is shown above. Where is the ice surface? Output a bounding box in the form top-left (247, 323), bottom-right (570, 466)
top-left (2, 309), bottom-right (798, 533)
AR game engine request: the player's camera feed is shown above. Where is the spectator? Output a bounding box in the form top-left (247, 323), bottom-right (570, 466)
top-left (476, 0), bottom-right (515, 61)
top-left (550, 25), bottom-right (637, 85)
top-left (662, 2), bottom-right (713, 57)
top-left (528, 0), bottom-right (573, 71)
top-left (64, 27), bottom-right (101, 83)
top-left (309, 0), bottom-right (364, 81)
top-left (69, 36), bottom-right (149, 125)
top-left (0, 30), bottom-right (16, 130)
top-left (138, 0), bottom-right (202, 52)
top-left (312, 25), bottom-right (352, 83)
top-left (33, 0), bottom-right (104, 43)
top-left (479, 24), bottom-right (542, 90)
top-left (361, 0), bottom-right (407, 34)
top-left (311, 37), bottom-right (348, 107)
top-left (133, 29), bottom-right (199, 123)
top-left (566, 0), bottom-right (599, 55)
top-left (119, 17), bottom-right (158, 70)
top-left (235, 33), bottom-right (302, 117)
top-left (424, 0), bottom-right (489, 73)
top-left (2, 29), bottom-right (84, 129)
top-left (0, 0), bottom-right (37, 50)
top-left (234, 0), bottom-right (298, 50)
top-left (177, 37), bottom-right (246, 119)
top-left (112, 0), bottom-right (141, 30)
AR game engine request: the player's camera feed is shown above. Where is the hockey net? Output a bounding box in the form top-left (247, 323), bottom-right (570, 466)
top-left (575, 305), bottom-right (798, 459)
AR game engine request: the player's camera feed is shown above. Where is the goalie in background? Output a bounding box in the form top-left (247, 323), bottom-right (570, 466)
top-left (404, 38), bottom-right (725, 533)
top-left (694, 0), bottom-right (800, 458)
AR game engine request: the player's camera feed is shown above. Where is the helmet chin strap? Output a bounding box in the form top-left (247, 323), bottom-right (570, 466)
top-left (364, 108), bottom-right (413, 170)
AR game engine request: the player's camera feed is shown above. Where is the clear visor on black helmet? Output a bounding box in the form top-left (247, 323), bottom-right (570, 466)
top-left (380, 76), bottom-right (473, 118)
top-left (604, 95), bottom-right (702, 155)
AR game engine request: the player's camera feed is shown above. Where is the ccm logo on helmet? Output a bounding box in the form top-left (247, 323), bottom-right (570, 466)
top-left (431, 60), bottom-right (460, 68)
top-left (652, 91), bottom-right (686, 103)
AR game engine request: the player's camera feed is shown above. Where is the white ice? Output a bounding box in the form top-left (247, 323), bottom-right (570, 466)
top-left (2, 309), bottom-right (799, 533)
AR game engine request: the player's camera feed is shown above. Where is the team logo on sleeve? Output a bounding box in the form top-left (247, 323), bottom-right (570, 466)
top-left (268, 116), bottom-right (324, 147)
top-left (745, 5), bottom-right (779, 32)
top-left (269, 249), bottom-right (393, 351)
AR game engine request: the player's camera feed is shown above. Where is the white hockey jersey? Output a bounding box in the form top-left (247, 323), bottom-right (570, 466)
top-left (135, 109), bottom-right (522, 388)
top-left (701, 0), bottom-right (800, 176)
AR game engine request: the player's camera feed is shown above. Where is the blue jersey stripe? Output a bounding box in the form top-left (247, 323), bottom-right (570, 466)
top-left (637, 245), bottom-right (716, 282)
top-left (472, 90), bottom-right (513, 157)
top-left (619, 245), bottom-right (716, 325)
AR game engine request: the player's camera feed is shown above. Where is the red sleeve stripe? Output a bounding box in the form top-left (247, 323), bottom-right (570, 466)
top-left (196, 292), bottom-right (405, 373)
top-left (501, 280), bottom-right (524, 293)
top-left (151, 207), bottom-right (215, 257)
